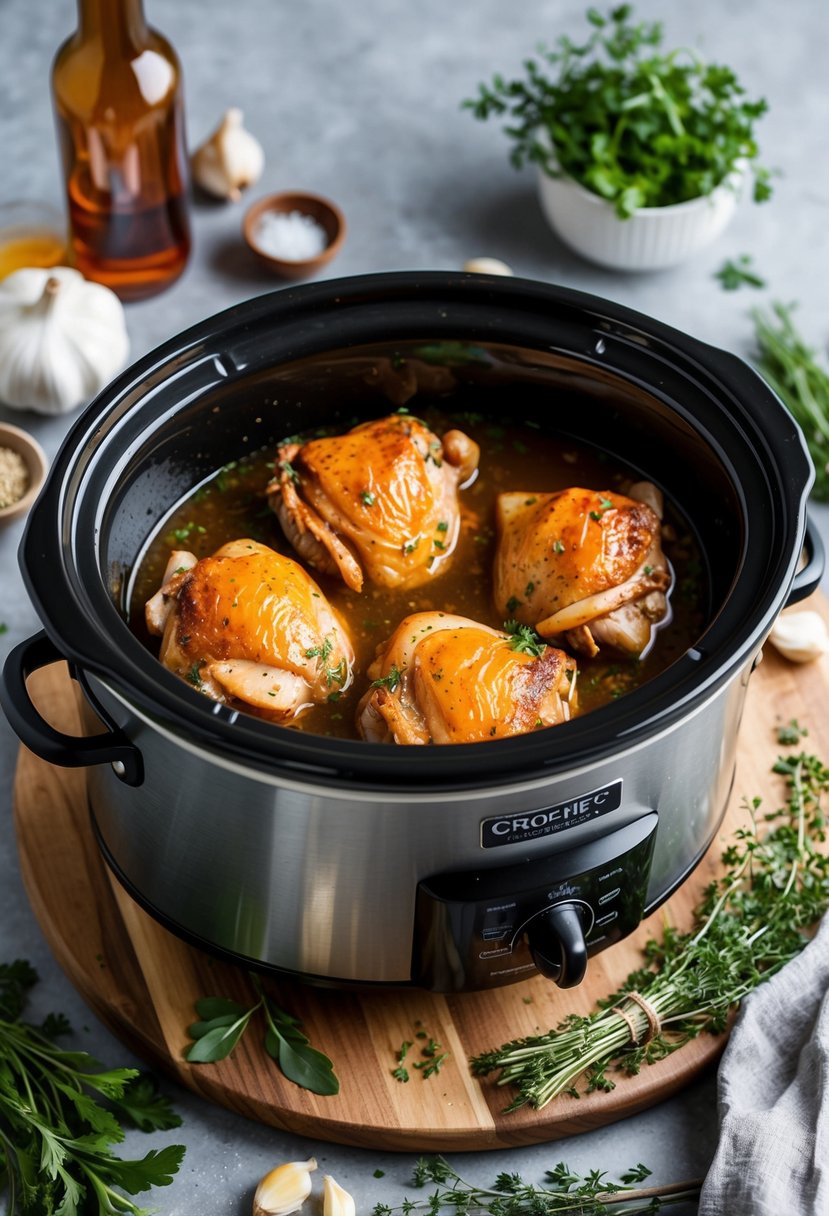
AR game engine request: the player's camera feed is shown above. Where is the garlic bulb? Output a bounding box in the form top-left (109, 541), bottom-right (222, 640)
top-left (768, 611), bottom-right (829, 664)
top-left (0, 267), bottom-right (129, 415)
top-left (253, 1158), bottom-right (317, 1216)
top-left (323, 1175), bottom-right (355, 1216)
top-left (192, 108), bottom-right (264, 202)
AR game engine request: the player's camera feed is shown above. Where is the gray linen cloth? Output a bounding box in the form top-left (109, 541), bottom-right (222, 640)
top-left (698, 913), bottom-right (829, 1215)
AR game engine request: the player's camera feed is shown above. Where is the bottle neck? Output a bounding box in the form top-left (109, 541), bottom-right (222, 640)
top-left (76, 0), bottom-right (150, 45)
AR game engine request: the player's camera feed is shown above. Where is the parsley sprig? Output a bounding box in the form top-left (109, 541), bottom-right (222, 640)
top-left (472, 739), bottom-right (829, 1110)
top-left (0, 960), bottom-right (184, 1215)
top-left (372, 1156), bottom-right (701, 1216)
top-left (465, 4), bottom-right (772, 217)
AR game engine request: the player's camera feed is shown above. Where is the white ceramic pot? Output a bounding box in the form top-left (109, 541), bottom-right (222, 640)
top-left (537, 168), bottom-right (742, 272)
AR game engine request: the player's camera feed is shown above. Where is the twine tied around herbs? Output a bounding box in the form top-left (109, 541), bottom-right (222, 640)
top-left (611, 991), bottom-right (662, 1047)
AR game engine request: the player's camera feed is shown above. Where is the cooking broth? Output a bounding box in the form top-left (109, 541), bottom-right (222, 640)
top-left (128, 404), bottom-right (706, 740)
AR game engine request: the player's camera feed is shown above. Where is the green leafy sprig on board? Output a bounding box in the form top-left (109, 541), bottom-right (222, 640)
top-left (184, 975), bottom-right (339, 1097)
top-left (0, 960), bottom-right (184, 1215)
top-left (472, 733), bottom-right (829, 1111)
top-left (372, 1156), bottom-right (702, 1216)
top-left (752, 302), bottom-right (829, 501)
top-left (464, 4), bottom-right (772, 217)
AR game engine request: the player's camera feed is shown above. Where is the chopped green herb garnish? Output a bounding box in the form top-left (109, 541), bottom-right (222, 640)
top-left (372, 664), bottom-right (404, 693)
top-left (503, 620), bottom-right (547, 657)
top-left (506, 596), bottom-right (522, 614)
top-left (777, 719), bottom-right (808, 745)
top-left (553, 539), bottom-right (565, 554)
top-left (305, 637), bottom-right (334, 664)
top-left (361, 490), bottom-right (376, 506)
top-left (716, 254), bottom-right (766, 291)
top-left (436, 520), bottom-right (449, 532)
top-left (278, 459), bottom-right (300, 484)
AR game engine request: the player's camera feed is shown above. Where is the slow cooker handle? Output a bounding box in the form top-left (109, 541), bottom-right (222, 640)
top-left (0, 631), bottom-right (143, 786)
top-left (786, 514), bottom-right (825, 606)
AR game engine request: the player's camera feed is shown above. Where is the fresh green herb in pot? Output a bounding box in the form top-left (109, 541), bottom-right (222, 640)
top-left (752, 301), bottom-right (829, 501)
top-left (184, 974), bottom-right (339, 1096)
top-left (472, 737), bottom-right (829, 1110)
top-left (464, 4), bottom-right (773, 217)
top-left (0, 959), bottom-right (184, 1215)
top-left (371, 1156), bottom-right (702, 1216)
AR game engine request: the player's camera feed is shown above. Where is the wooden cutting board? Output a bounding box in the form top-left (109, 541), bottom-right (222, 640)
top-left (12, 594), bottom-right (829, 1150)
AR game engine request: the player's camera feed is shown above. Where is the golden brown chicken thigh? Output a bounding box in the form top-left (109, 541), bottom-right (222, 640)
top-left (494, 483), bottom-right (671, 658)
top-left (145, 539), bottom-right (354, 721)
top-left (356, 612), bottom-right (577, 745)
top-left (268, 413), bottom-right (479, 592)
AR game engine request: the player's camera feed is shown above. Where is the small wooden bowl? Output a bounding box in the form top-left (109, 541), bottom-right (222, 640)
top-left (0, 422), bottom-right (48, 526)
top-left (243, 191), bottom-right (346, 279)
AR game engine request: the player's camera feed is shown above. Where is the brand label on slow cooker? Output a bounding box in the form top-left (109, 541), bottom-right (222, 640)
top-left (480, 780), bottom-right (623, 849)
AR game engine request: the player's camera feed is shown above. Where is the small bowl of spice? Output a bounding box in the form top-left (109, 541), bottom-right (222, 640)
top-left (243, 190), bottom-right (345, 279)
top-left (0, 422), bottom-right (48, 526)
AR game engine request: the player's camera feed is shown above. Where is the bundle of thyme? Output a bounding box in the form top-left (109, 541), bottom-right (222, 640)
top-left (472, 732), bottom-right (829, 1110)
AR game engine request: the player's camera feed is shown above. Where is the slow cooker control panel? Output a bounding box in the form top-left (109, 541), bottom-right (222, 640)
top-left (412, 813), bottom-right (657, 991)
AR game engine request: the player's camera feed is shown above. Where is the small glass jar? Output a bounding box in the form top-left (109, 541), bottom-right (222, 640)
top-left (0, 200), bottom-right (68, 280)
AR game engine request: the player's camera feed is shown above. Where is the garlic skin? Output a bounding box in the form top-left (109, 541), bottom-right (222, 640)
top-left (192, 108), bottom-right (264, 202)
top-left (253, 1158), bottom-right (317, 1216)
top-left (323, 1175), bottom-right (356, 1216)
top-left (768, 611), bottom-right (829, 664)
top-left (0, 267), bottom-right (129, 415)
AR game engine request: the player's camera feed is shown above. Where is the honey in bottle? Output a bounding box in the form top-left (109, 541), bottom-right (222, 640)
top-left (51, 0), bottom-right (191, 301)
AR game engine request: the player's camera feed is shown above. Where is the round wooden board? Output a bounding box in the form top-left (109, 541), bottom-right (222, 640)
top-left (13, 594), bottom-right (829, 1150)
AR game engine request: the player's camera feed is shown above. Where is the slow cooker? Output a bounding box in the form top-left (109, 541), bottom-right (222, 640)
top-left (2, 273), bottom-right (821, 992)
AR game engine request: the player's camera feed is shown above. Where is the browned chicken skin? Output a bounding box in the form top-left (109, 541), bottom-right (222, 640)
top-left (145, 539), bottom-right (354, 721)
top-left (494, 483), bottom-right (672, 658)
top-left (356, 612), bottom-right (577, 745)
top-left (267, 413), bottom-right (480, 591)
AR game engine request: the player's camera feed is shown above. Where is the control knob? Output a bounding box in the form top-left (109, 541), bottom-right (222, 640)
top-left (525, 901), bottom-right (593, 988)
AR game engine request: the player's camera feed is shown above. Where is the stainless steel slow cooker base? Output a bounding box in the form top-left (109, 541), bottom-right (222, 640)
top-left (79, 660), bottom-right (750, 989)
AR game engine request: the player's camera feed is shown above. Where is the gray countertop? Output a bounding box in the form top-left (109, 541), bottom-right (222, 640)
top-left (2, 1), bottom-right (829, 1212)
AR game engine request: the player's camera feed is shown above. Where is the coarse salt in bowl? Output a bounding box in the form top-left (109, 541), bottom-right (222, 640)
top-left (243, 191), bottom-right (345, 279)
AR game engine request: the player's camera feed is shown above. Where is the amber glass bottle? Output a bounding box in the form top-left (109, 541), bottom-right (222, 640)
top-left (51, 0), bottom-right (191, 300)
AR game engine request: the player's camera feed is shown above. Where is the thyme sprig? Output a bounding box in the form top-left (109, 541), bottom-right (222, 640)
top-left (372, 1156), bottom-right (701, 1216)
top-left (472, 742), bottom-right (829, 1110)
top-left (752, 301), bottom-right (829, 500)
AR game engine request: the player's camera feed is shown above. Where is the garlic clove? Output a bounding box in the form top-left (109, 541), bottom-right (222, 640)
top-left (768, 610), bottom-right (829, 664)
top-left (192, 108), bottom-right (264, 202)
top-left (462, 257), bottom-right (513, 276)
top-left (323, 1175), bottom-right (356, 1216)
top-left (253, 1158), bottom-right (317, 1216)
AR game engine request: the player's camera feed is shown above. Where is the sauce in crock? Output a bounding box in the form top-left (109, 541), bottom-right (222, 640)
top-left (128, 408), bottom-right (706, 739)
